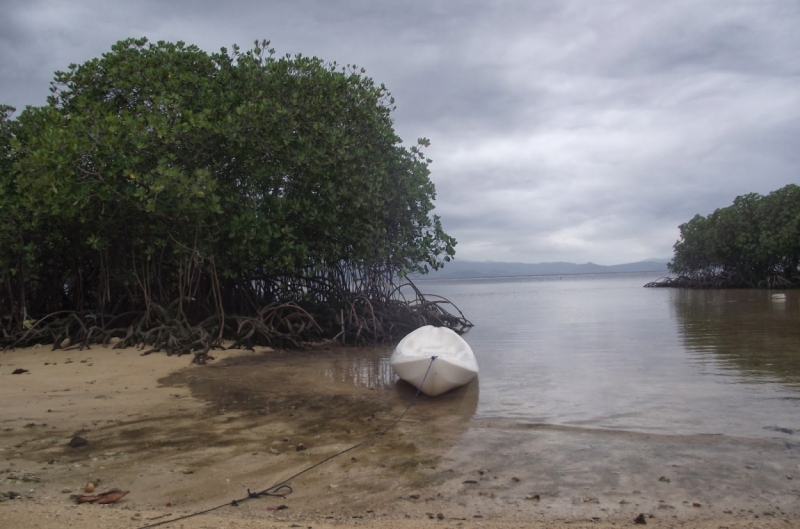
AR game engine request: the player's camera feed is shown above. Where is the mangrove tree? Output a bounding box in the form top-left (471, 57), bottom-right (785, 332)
top-left (647, 184), bottom-right (800, 288)
top-left (0, 38), bottom-right (469, 359)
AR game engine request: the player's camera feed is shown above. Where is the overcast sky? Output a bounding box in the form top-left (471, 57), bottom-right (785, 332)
top-left (2, 0), bottom-right (798, 265)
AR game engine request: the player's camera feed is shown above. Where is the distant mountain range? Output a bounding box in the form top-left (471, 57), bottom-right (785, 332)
top-left (414, 259), bottom-right (671, 280)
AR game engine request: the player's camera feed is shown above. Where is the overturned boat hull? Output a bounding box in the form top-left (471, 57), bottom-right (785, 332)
top-left (390, 325), bottom-right (478, 396)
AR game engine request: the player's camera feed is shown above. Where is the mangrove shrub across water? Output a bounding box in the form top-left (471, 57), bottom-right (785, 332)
top-left (647, 184), bottom-right (800, 289)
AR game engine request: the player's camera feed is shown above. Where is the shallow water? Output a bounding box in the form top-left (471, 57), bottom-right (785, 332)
top-left (180, 273), bottom-right (800, 441)
top-left (414, 273), bottom-right (800, 439)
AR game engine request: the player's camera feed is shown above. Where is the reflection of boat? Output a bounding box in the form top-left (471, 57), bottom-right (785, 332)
top-left (390, 325), bottom-right (478, 396)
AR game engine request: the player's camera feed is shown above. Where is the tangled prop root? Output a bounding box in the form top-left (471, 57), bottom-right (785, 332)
top-left (1, 286), bottom-right (473, 364)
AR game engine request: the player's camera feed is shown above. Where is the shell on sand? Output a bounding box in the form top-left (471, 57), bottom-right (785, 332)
top-left (76, 489), bottom-right (129, 504)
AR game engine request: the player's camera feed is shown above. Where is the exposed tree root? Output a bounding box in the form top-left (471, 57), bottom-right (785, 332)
top-left (1, 284), bottom-right (473, 364)
top-left (645, 274), bottom-right (800, 289)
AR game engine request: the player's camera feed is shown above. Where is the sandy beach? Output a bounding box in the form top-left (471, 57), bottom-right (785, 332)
top-left (1, 344), bottom-right (798, 529)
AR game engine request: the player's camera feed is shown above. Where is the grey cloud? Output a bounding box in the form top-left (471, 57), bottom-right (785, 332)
top-left (1, 0), bottom-right (798, 265)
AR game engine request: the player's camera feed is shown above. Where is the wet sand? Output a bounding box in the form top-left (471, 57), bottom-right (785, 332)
top-left (1, 344), bottom-right (798, 528)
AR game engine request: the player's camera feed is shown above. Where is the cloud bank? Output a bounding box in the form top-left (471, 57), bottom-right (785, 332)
top-left (2, 0), bottom-right (798, 264)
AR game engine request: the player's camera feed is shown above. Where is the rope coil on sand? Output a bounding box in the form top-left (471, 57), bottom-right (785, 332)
top-left (137, 356), bottom-right (439, 529)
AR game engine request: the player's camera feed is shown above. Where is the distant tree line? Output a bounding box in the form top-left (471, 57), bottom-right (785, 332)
top-left (0, 38), bottom-right (469, 359)
top-left (647, 184), bottom-right (800, 288)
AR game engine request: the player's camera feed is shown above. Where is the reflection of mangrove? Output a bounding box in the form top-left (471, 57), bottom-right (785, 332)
top-left (319, 347), bottom-right (398, 389)
top-left (671, 289), bottom-right (800, 385)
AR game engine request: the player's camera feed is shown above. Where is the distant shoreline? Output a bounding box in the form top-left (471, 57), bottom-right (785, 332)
top-left (411, 259), bottom-right (670, 281)
top-left (413, 269), bottom-right (670, 282)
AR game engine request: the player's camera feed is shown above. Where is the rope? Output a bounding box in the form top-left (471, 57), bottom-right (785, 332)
top-left (137, 355), bottom-right (438, 529)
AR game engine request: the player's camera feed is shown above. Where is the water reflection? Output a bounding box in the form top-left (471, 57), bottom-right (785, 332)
top-left (672, 289), bottom-right (800, 387)
top-left (317, 346), bottom-right (398, 389)
top-left (419, 274), bottom-right (800, 438)
top-left (167, 347), bottom-right (480, 426)
top-left (169, 276), bottom-right (799, 439)
top-left (315, 346), bottom-right (481, 418)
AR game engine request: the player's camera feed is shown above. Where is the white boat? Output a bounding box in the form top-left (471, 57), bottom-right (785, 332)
top-left (390, 325), bottom-right (478, 396)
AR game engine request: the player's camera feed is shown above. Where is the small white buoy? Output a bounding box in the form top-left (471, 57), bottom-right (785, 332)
top-left (771, 293), bottom-right (786, 302)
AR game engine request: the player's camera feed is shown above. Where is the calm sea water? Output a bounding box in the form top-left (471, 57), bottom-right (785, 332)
top-left (410, 273), bottom-right (800, 439)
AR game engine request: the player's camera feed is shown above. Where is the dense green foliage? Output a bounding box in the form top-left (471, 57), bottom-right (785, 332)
top-left (664, 184), bottom-right (800, 288)
top-left (0, 38), bottom-right (465, 353)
